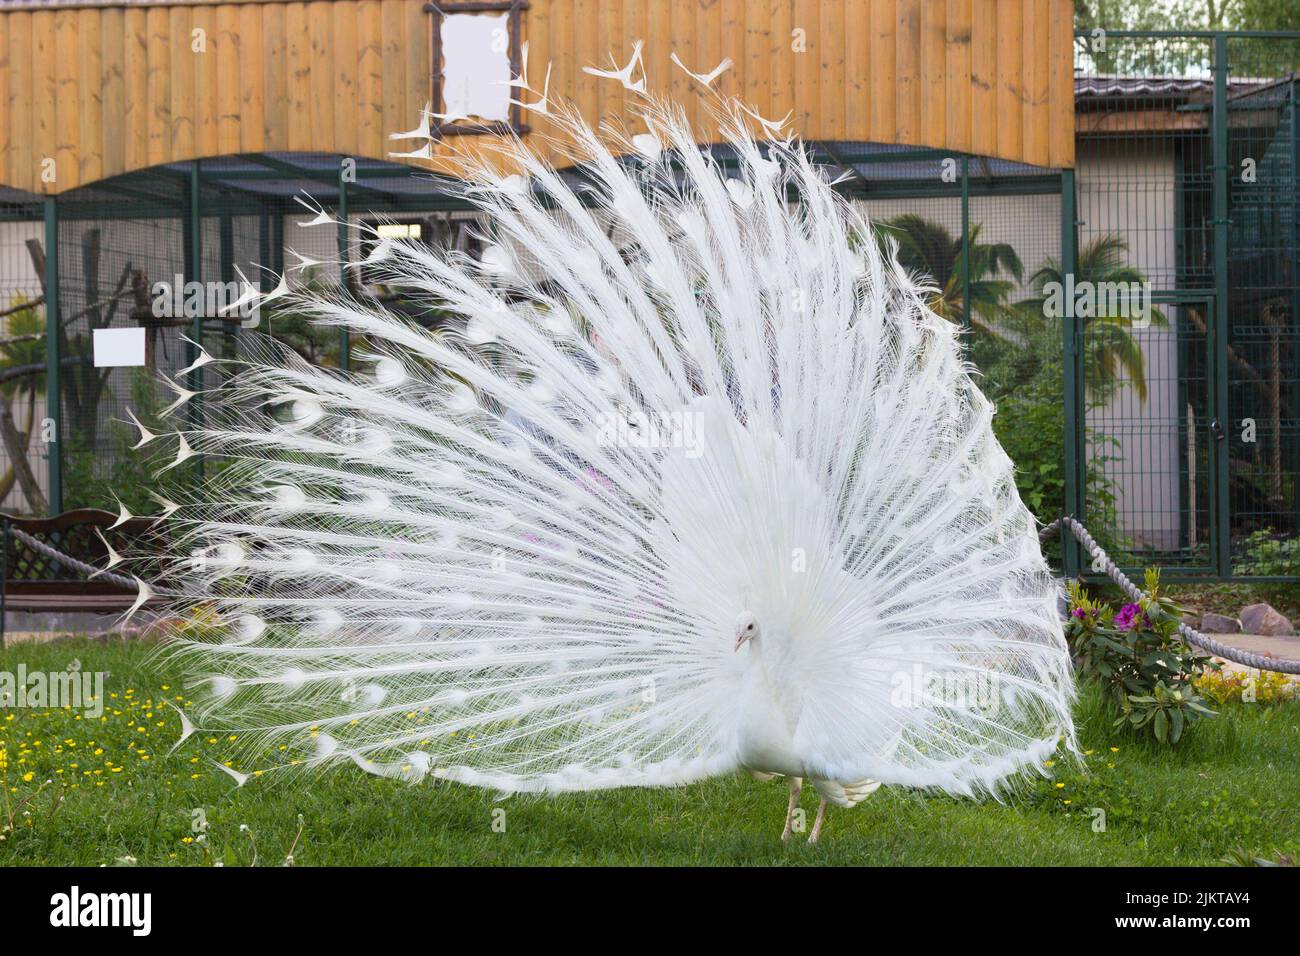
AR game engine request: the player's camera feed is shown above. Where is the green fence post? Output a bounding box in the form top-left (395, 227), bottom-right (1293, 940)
top-left (259, 208), bottom-right (272, 339)
top-left (960, 155), bottom-right (970, 354)
top-left (189, 160), bottom-right (204, 483)
top-left (43, 195), bottom-right (62, 516)
top-left (338, 160), bottom-right (351, 373)
top-left (1060, 167), bottom-right (1080, 578)
top-left (219, 207), bottom-right (235, 359)
top-left (1211, 33), bottom-right (1231, 578)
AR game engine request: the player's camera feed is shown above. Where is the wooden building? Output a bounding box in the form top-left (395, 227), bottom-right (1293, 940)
top-left (0, 0), bottom-right (1077, 195)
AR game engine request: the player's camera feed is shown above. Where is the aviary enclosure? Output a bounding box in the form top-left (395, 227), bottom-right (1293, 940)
top-left (0, 1), bottom-right (1295, 584)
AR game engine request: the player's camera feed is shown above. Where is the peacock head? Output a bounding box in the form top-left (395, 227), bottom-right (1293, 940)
top-left (733, 611), bottom-right (760, 652)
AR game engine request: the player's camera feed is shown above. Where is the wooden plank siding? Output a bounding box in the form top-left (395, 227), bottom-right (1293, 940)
top-left (0, 0), bottom-right (1075, 194)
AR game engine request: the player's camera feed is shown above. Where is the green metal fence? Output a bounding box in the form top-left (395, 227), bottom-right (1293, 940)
top-left (1070, 30), bottom-right (1300, 583)
top-left (8, 33), bottom-right (1295, 585)
top-left (0, 145), bottom-right (1066, 541)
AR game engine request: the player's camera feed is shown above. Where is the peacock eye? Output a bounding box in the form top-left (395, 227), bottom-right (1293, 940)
top-left (746, 624), bottom-right (754, 631)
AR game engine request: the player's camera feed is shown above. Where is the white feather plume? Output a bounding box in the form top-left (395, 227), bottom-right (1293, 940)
top-left (156, 95), bottom-right (1075, 799)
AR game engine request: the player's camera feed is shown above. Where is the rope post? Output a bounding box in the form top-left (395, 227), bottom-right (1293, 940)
top-left (1060, 168), bottom-right (1081, 578)
top-left (43, 195), bottom-right (62, 516)
top-left (1, 518), bottom-right (8, 650)
top-left (1210, 33), bottom-right (1232, 578)
top-left (960, 155), bottom-right (970, 355)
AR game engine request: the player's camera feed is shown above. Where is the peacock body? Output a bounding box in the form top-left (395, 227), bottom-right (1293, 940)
top-left (142, 90), bottom-right (1076, 841)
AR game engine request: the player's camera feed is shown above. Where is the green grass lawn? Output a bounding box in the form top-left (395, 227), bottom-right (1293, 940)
top-left (2, 637), bottom-right (1298, 866)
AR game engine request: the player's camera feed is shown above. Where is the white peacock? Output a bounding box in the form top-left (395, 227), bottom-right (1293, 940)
top-left (137, 73), bottom-right (1076, 844)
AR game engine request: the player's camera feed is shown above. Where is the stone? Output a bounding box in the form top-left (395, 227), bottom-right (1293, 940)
top-left (1199, 612), bottom-right (1241, 634)
top-left (1239, 603), bottom-right (1296, 637)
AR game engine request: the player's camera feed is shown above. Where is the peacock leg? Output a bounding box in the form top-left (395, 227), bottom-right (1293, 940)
top-left (780, 776), bottom-right (803, 841)
top-left (808, 797), bottom-right (828, 843)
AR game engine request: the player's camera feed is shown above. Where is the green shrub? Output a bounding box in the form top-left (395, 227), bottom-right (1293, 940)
top-left (1233, 529), bottom-right (1300, 578)
top-left (1065, 569), bottom-right (1217, 744)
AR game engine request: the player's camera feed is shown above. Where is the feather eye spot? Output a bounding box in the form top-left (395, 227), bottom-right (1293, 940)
top-left (724, 178), bottom-right (754, 208)
top-left (441, 689), bottom-right (469, 708)
top-left (268, 484), bottom-right (307, 510)
top-left (497, 174), bottom-right (528, 196)
top-left (435, 462), bottom-right (466, 486)
top-left (372, 356), bottom-right (407, 387)
top-left (357, 489), bottom-right (392, 512)
top-left (211, 542), bottom-right (244, 569)
top-left (631, 132), bottom-right (661, 160)
top-left (350, 427), bottom-right (392, 457)
top-left (466, 316), bottom-right (498, 346)
top-left (285, 548), bottom-right (318, 573)
top-left (447, 384), bottom-right (478, 415)
top-left (480, 244), bottom-right (514, 277)
top-left (209, 676), bottom-right (238, 700)
top-left (232, 614), bottom-right (266, 643)
top-left (282, 398), bottom-right (323, 430)
top-left (309, 607), bottom-right (344, 636)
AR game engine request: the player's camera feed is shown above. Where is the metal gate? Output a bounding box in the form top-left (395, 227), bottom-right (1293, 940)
top-left (1068, 30), bottom-right (1300, 583)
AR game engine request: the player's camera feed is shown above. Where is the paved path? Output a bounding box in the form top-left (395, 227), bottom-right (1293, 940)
top-left (1201, 632), bottom-right (1300, 680)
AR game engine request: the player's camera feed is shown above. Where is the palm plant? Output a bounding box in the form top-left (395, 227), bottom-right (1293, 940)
top-left (1021, 234), bottom-right (1164, 404)
top-left (0, 294), bottom-right (49, 512)
top-left (878, 214), bottom-right (1025, 340)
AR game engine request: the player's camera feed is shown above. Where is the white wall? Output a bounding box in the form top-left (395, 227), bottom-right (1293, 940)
top-left (1077, 139), bottom-right (1182, 551)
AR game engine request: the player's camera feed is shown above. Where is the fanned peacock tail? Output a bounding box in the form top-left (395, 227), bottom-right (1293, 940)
top-left (137, 91), bottom-right (1076, 797)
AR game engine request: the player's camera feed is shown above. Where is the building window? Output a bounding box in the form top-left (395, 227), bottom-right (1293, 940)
top-left (425, 1), bottom-right (530, 136)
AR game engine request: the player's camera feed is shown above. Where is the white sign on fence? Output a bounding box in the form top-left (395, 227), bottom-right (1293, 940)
top-left (92, 327), bottom-right (146, 367)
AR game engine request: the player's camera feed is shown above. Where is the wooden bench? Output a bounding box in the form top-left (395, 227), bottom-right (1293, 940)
top-left (0, 508), bottom-right (163, 642)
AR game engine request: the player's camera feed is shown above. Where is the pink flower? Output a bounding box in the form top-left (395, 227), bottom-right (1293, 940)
top-left (1113, 603), bottom-right (1143, 631)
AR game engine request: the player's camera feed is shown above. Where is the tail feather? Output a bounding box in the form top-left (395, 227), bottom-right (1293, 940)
top-left (147, 91), bottom-right (1075, 797)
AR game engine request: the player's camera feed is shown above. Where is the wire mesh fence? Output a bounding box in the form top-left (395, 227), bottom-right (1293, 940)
top-left (1073, 30), bottom-right (1300, 582)
top-left (1225, 36), bottom-right (1300, 579)
top-left (0, 149), bottom-right (1066, 531)
top-left (0, 187), bottom-right (49, 517)
top-left (1, 29), bottom-right (1295, 584)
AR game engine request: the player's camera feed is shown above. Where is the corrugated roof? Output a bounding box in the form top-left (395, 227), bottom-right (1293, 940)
top-left (1074, 74), bottom-right (1280, 99)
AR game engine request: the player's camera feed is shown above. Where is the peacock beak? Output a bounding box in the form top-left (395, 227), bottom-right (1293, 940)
top-left (734, 631), bottom-right (749, 652)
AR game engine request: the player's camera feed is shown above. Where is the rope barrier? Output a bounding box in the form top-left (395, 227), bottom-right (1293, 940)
top-left (1043, 515), bottom-right (1300, 675)
top-left (9, 527), bottom-right (143, 594)
top-left (8, 514), bottom-right (1299, 675)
